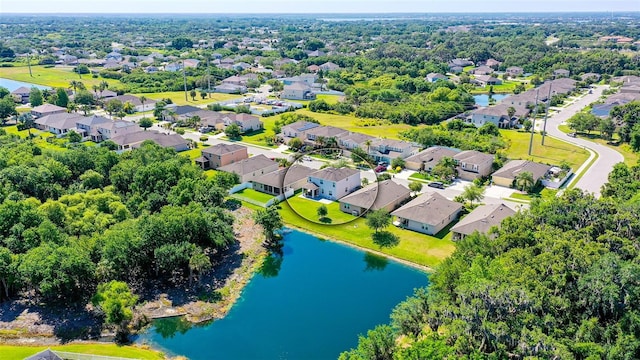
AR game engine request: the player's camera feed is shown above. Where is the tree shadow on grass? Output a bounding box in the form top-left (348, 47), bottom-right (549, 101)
top-left (319, 216), bottom-right (332, 224)
top-left (372, 231), bottom-right (400, 248)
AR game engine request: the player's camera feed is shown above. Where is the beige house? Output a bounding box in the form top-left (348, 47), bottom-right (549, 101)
top-left (225, 113), bottom-right (263, 133)
top-left (405, 146), bottom-right (460, 171)
top-left (252, 164), bottom-right (315, 196)
top-left (31, 104), bottom-right (67, 118)
top-left (451, 203), bottom-right (516, 241)
top-left (196, 143), bottom-right (248, 170)
top-left (110, 131), bottom-right (189, 152)
top-left (492, 160), bottom-right (552, 188)
top-left (453, 150), bottom-right (495, 181)
top-left (339, 180), bottom-right (411, 216)
top-left (217, 154), bottom-right (279, 183)
top-left (392, 192), bottom-right (463, 235)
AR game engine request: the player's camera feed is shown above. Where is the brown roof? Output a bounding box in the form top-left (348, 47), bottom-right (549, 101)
top-left (31, 103), bottom-right (66, 113)
top-left (217, 154), bottom-right (278, 176)
top-left (450, 203), bottom-right (516, 236)
top-left (252, 164), bottom-right (315, 188)
top-left (454, 150), bottom-right (494, 165)
top-left (111, 130), bottom-right (187, 148)
top-left (391, 192), bottom-right (462, 226)
top-left (405, 146), bottom-right (459, 166)
top-left (310, 167), bottom-right (359, 182)
top-left (202, 143), bottom-right (247, 156)
top-left (34, 112), bottom-right (84, 129)
top-left (306, 125), bottom-right (348, 139)
top-left (492, 160), bottom-right (552, 182)
top-left (111, 94), bottom-right (156, 107)
top-left (340, 180), bottom-right (411, 211)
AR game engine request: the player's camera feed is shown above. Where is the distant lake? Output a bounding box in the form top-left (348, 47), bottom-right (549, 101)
top-left (0, 78), bottom-right (50, 92)
top-left (135, 229), bottom-right (428, 360)
top-left (474, 94), bottom-right (509, 107)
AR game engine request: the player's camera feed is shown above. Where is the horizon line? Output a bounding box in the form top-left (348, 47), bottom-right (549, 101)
top-left (2, 11), bottom-right (639, 15)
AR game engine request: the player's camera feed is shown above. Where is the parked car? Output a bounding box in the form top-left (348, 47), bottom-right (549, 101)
top-left (568, 132), bottom-right (577, 138)
top-left (428, 181), bottom-right (445, 189)
top-left (374, 165), bottom-right (387, 173)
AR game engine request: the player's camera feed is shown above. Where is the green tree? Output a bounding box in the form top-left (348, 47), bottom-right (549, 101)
top-left (288, 137), bottom-right (303, 151)
top-left (67, 130), bottom-right (82, 143)
top-left (225, 123), bottom-right (242, 139)
top-left (74, 90), bottom-right (94, 106)
top-left (139, 95), bottom-right (147, 113)
top-left (190, 89), bottom-right (197, 101)
top-left (29, 87), bottom-right (43, 106)
top-left (0, 247), bottom-right (14, 300)
top-left (391, 157), bottom-right (405, 170)
top-left (92, 280), bottom-right (138, 341)
top-left (461, 183), bottom-right (485, 206)
top-left (153, 101), bottom-right (166, 120)
top-left (138, 117), bottom-right (153, 130)
top-left (339, 325), bottom-right (396, 360)
top-left (68, 80), bottom-right (84, 94)
top-left (598, 118), bottom-right (616, 140)
top-left (507, 106), bottom-right (517, 119)
top-left (55, 88), bottom-right (69, 108)
top-left (432, 157), bottom-right (457, 182)
top-left (366, 209), bottom-right (391, 234)
top-left (189, 249), bottom-right (211, 286)
top-left (317, 204), bottom-right (328, 219)
top-left (80, 169), bottom-right (105, 189)
top-left (122, 101), bottom-right (135, 114)
top-left (408, 181), bottom-right (423, 196)
top-left (630, 123), bottom-right (640, 152)
top-left (105, 99), bottom-right (123, 118)
top-left (253, 205), bottom-right (283, 247)
top-left (515, 170), bottom-right (535, 192)
top-left (0, 96), bottom-right (17, 123)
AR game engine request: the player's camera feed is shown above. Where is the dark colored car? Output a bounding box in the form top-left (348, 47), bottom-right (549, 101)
top-left (374, 165), bottom-right (387, 173)
top-left (428, 181), bottom-right (445, 189)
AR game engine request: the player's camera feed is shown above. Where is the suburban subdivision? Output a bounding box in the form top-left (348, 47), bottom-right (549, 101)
top-left (0, 7), bottom-right (639, 360)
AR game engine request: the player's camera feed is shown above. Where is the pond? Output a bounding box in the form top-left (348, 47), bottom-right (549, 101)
top-left (0, 78), bottom-right (51, 92)
top-left (135, 229), bottom-right (428, 360)
top-left (474, 93), bottom-right (509, 107)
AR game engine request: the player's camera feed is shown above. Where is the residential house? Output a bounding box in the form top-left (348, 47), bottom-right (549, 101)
top-left (279, 120), bottom-right (320, 142)
top-left (282, 82), bottom-right (316, 100)
top-left (11, 86), bottom-right (32, 104)
top-left (225, 113), bottom-right (263, 133)
top-left (164, 62), bottom-right (183, 72)
top-left (453, 150), bottom-right (495, 181)
top-left (505, 66), bottom-right (524, 77)
top-left (449, 65), bottom-right (464, 74)
top-left (214, 83), bottom-right (246, 94)
top-left (319, 62), bottom-right (341, 71)
top-left (368, 138), bottom-right (420, 164)
top-left (222, 76), bottom-right (246, 86)
top-left (111, 94), bottom-right (156, 113)
top-left (449, 58), bottom-right (473, 68)
top-left (281, 74), bottom-right (318, 86)
top-left (426, 73), bottom-right (448, 83)
top-left (90, 89), bottom-right (117, 100)
top-left (485, 58), bottom-right (502, 68)
top-left (163, 105), bottom-right (201, 121)
top-left (93, 120), bottom-right (141, 142)
top-left (473, 75), bottom-right (503, 87)
top-left (75, 115), bottom-right (111, 140)
top-left (196, 143), bottom-right (248, 170)
top-left (217, 154), bottom-right (279, 184)
top-left (470, 65), bottom-right (494, 76)
top-left (105, 51), bottom-right (123, 62)
top-left (25, 349), bottom-right (63, 360)
top-left (338, 132), bottom-right (375, 151)
top-left (304, 125), bottom-right (348, 145)
top-left (183, 59), bottom-right (200, 68)
top-left (192, 110), bottom-right (227, 130)
top-left (391, 192), bottom-right (463, 235)
top-left (581, 73), bottom-right (601, 82)
top-left (451, 203), bottom-right (516, 240)
top-left (305, 167), bottom-right (360, 200)
top-left (34, 112), bottom-right (84, 136)
top-left (307, 64), bottom-right (321, 73)
top-left (307, 50), bottom-right (326, 57)
top-left (405, 146), bottom-right (460, 171)
top-left (110, 130), bottom-right (189, 152)
top-left (470, 104), bottom-right (521, 128)
top-left (491, 160), bottom-right (552, 188)
top-left (252, 164), bottom-right (315, 196)
top-left (31, 104), bottom-right (66, 118)
top-left (553, 69), bottom-right (571, 78)
top-left (339, 180), bottom-right (411, 216)
top-left (273, 58), bottom-right (298, 69)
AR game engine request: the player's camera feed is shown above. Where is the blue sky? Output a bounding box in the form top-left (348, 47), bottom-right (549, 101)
top-left (1, 0), bottom-right (637, 13)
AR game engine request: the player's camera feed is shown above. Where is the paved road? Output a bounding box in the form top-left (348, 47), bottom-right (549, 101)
top-left (542, 85), bottom-right (624, 197)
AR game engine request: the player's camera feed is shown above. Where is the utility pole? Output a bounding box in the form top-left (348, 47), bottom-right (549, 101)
top-left (182, 60), bottom-right (188, 102)
top-left (207, 56), bottom-right (211, 99)
top-left (528, 89), bottom-right (539, 156)
top-left (27, 52), bottom-right (33, 77)
top-left (541, 78), bottom-right (554, 146)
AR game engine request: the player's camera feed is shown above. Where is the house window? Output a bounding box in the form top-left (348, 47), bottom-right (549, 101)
top-left (333, 183), bottom-right (335, 187)
top-left (344, 204), bottom-right (350, 209)
top-left (345, 187), bottom-right (348, 192)
top-left (329, 191), bottom-right (332, 196)
top-left (320, 180), bottom-right (323, 184)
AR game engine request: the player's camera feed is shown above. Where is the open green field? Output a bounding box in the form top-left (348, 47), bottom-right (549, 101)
top-left (558, 124), bottom-right (639, 166)
top-left (0, 65), bottom-right (120, 89)
top-left (133, 91), bottom-right (241, 106)
top-left (261, 200), bottom-right (457, 269)
top-left (470, 80), bottom-right (531, 94)
top-left (2, 125), bottom-right (71, 152)
top-left (0, 344), bottom-right (164, 360)
top-left (291, 94), bottom-right (344, 105)
top-left (500, 130), bottom-right (590, 171)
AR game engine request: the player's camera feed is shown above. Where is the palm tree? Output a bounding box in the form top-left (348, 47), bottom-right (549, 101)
top-left (139, 95), bottom-right (147, 114)
top-left (462, 183), bottom-right (485, 207)
top-left (515, 171), bottom-right (535, 193)
top-left (69, 80), bottom-right (83, 94)
top-left (98, 80), bottom-right (108, 99)
top-left (92, 84), bottom-right (99, 98)
top-left (122, 101), bottom-right (135, 114)
top-left (364, 139), bottom-right (372, 154)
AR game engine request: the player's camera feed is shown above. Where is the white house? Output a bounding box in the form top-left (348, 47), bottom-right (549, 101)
top-left (305, 167), bottom-right (361, 201)
top-left (282, 82), bottom-right (316, 100)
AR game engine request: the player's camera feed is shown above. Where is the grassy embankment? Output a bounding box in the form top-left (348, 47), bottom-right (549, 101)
top-left (0, 344), bottom-right (164, 360)
top-left (132, 91), bottom-right (241, 107)
top-left (557, 124), bottom-right (638, 166)
top-left (0, 65), bottom-right (120, 89)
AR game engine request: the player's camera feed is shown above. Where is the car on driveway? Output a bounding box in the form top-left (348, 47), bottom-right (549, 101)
top-left (374, 165), bottom-right (387, 173)
top-left (427, 181), bottom-right (446, 189)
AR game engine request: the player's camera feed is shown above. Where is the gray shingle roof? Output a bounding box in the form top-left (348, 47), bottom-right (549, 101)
top-left (450, 203), bottom-right (516, 236)
top-left (492, 160), bottom-right (552, 182)
top-left (202, 143), bottom-right (247, 156)
top-left (405, 146), bottom-right (459, 165)
top-left (311, 167), bottom-right (359, 182)
top-left (340, 180), bottom-right (411, 211)
top-left (391, 192), bottom-right (462, 226)
top-left (217, 154), bottom-right (278, 176)
top-left (252, 164), bottom-right (315, 188)
top-left (454, 150), bottom-right (494, 165)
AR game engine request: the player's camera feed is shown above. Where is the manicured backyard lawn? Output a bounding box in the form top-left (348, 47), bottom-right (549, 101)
top-left (0, 344), bottom-right (164, 360)
top-left (179, 148), bottom-right (203, 161)
top-left (285, 195), bottom-right (357, 224)
top-left (500, 130), bottom-right (589, 171)
top-left (231, 188), bottom-right (276, 204)
top-left (133, 91), bottom-right (241, 106)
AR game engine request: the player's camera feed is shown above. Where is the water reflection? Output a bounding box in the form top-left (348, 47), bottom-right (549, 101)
top-left (363, 252), bottom-right (388, 272)
top-left (153, 316), bottom-right (193, 339)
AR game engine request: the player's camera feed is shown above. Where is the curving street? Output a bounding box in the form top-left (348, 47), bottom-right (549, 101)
top-left (542, 85), bottom-right (624, 197)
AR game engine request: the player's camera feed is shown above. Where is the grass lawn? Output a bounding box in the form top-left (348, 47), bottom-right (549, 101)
top-left (231, 188), bottom-right (276, 205)
top-left (179, 148), bottom-right (202, 162)
top-left (500, 130), bottom-right (590, 171)
top-left (285, 195), bottom-right (357, 224)
top-left (408, 172), bottom-right (436, 183)
top-left (0, 344), bottom-right (164, 360)
top-left (2, 125), bottom-right (70, 152)
top-left (204, 169), bottom-right (218, 178)
top-left (508, 188), bottom-right (558, 202)
top-left (273, 201), bottom-right (455, 269)
top-left (291, 94), bottom-right (343, 105)
top-left (558, 124), bottom-right (639, 166)
top-left (0, 65), bottom-right (120, 89)
top-left (133, 91), bottom-right (241, 106)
